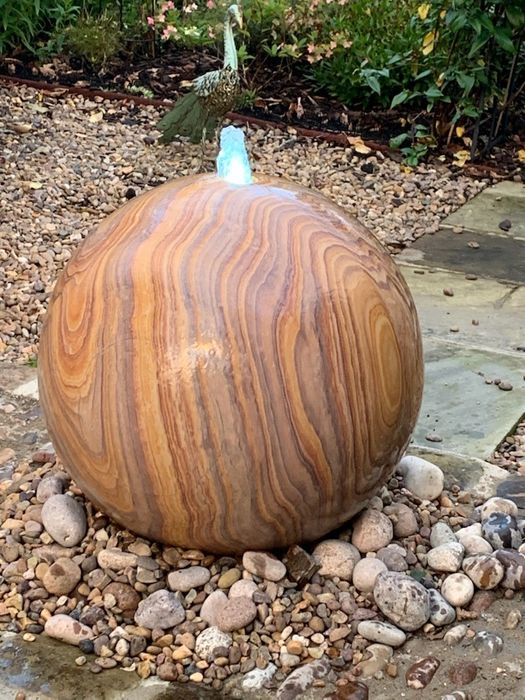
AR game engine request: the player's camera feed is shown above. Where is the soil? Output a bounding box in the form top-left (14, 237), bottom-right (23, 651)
top-left (2, 45), bottom-right (524, 181)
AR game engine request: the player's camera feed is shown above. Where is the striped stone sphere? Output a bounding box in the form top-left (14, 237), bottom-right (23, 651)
top-left (38, 174), bottom-right (423, 554)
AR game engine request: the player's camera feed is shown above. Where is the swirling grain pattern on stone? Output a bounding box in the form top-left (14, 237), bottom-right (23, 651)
top-left (38, 175), bottom-right (423, 553)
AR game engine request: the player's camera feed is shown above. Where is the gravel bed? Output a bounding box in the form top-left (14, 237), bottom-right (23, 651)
top-left (0, 82), bottom-right (487, 364)
top-left (2, 447), bottom-right (525, 699)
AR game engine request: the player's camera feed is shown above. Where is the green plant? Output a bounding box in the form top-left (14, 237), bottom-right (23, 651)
top-left (65, 13), bottom-right (122, 68)
top-left (0, 0), bottom-right (80, 55)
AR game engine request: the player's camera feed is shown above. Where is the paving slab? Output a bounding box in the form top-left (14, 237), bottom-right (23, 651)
top-left (443, 180), bottom-right (525, 237)
top-left (412, 337), bottom-right (525, 460)
top-left (400, 264), bottom-right (524, 353)
top-left (398, 228), bottom-right (525, 284)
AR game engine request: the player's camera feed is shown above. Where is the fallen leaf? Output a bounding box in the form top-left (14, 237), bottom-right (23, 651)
top-left (518, 149), bottom-right (525, 161)
top-left (418, 3), bottom-right (431, 20)
top-left (29, 181), bottom-right (43, 189)
top-left (28, 103), bottom-right (49, 113)
top-left (456, 126), bottom-right (465, 138)
top-left (453, 149), bottom-right (471, 167)
top-left (89, 111), bottom-right (104, 123)
top-left (295, 97), bottom-right (304, 120)
top-left (347, 136), bottom-right (371, 154)
top-left (12, 123), bottom-right (32, 134)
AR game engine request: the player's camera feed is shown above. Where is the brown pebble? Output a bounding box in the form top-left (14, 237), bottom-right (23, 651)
top-left (329, 680), bottom-right (369, 699)
top-left (448, 661), bottom-right (477, 685)
top-left (443, 288), bottom-right (454, 297)
top-left (425, 432), bottom-right (443, 443)
top-left (472, 319), bottom-right (479, 325)
top-left (467, 241), bottom-right (480, 249)
top-left (498, 381), bottom-right (513, 391)
top-left (469, 590), bottom-right (496, 613)
top-left (406, 656), bottom-right (440, 689)
top-left (449, 326), bottom-right (459, 333)
top-left (465, 273), bottom-right (478, 280)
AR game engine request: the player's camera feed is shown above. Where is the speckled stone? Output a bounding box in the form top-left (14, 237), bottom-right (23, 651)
top-left (481, 512), bottom-right (522, 549)
top-left (397, 456), bottom-right (444, 501)
top-left (473, 630), bottom-right (503, 656)
top-left (41, 494), bottom-right (87, 547)
top-left (351, 509), bottom-right (394, 553)
top-left (459, 533), bottom-right (493, 556)
top-left (430, 522), bottom-right (457, 548)
top-left (195, 626), bottom-right (232, 660)
top-left (276, 658), bottom-right (330, 699)
top-left (479, 497), bottom-right (518, 520)
top-left (440, 573), bottom-right (474, 607)
top-left (495, 549), bottom-right (525, 590)
top-left (199, 590), bottom-right (228, 626)
top-left (462, 554), bottom-right (504, 589)
top-left (427, 542), bottom-right (464, 573)
top-left (373, 572), bottom-right (430, 631)
top-left (312, 540), bottom-right (361, 580)
top-left (376, 544), bottom-right (408, 572)
top-left (444, 624), bottom-right (467, 646)
top-left (134, 589), bottom-right (185, 629)
top-left (242, 552), bottom-right (286, 582)
top-left (428, 589), bottom-right (456, 626)
top-left (216, 596), bottom-right (257, 632)
top-left (448, 662), bottom-right (477, 685)
top-left (406, 656), bottom-right (440, 689)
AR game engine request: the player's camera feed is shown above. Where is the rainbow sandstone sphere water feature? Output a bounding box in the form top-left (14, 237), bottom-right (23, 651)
top-left (38, 130), bottom-right (423, 554)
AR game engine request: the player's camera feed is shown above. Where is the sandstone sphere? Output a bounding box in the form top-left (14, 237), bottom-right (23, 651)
top-left (38, 174), bottom-right (423, 553)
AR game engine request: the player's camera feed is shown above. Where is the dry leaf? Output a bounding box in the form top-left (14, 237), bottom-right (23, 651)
top-left (453, 150), bottom-right (471, 167)
top-left (347, 136), bottom-right (371, 154)
top-left (456, 126), bottom-right (465, 138)
top-left (12, 123), bottom-right (32, 134)
top-left (89, 111), bottom-right (104, 124)
top-left (418, 3), bottom-right (431, 20)
top-left (518, 149), bottom-right (525, 161)
top-left (29, 103), bottom-right (49, 113)
top-left (29, 182), bottom-right (43, 189)
top-left (422, 31), bottom-right (438, 55)
top-left (295, 97), bottom-right (304, 120)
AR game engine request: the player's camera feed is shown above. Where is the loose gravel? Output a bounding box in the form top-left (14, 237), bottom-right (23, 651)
top-left (0, 82), bottom-right (487, 363)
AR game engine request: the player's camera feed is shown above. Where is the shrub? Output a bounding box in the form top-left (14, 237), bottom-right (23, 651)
top-left (0, 0), bottom-right (80, 56)
top-left (64, 13), bottom-right (122, 68)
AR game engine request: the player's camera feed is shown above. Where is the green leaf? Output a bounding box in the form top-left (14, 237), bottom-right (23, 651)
top-left (456, 72), bottom-right (475, 94)
top-left (506, 6), bottom-right (525, 28)
top-left (390, 90), bottom-right (410, 108)
top-left (424, 86), bottom-right (443, 99)
top-left (365, 74), bottom-right (381, 94)
top-left (390, 133), bottom-right (410, 148)
top-left (493, 27), bottom-right (515, 53)
top-left (468, 34), bottom-right (490, 57)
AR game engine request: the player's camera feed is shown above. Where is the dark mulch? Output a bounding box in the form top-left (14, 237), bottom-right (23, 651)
top-left (2, 45), bottom-right (524, 180)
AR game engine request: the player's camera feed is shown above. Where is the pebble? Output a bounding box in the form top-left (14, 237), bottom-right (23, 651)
top-left (481, 512), bottom-right (522, 549)
top-left (376, 544), bottom-right (408, 572)
top-left (330, 681), bottom-right (369, 699)
top-left (448, 662), bottom-right (477, 685)
top-left (134, 589), bottom-right (185, 629)
top-left (444, 624), bottom-right (467, 646)
top-left (242, 664), bottom-right (278, 690)
top-left (440, 573), bottom-right (474, 607)
top-left (479, 497), bottom-right (518, 520)
top-left (505, 608), bottom-right (522, 629)
top-left (462, 554), bottom-right (504, 589)
top-left (276, 658), bottom-right (330, 699)
top-left (352, 557), bottom-right (388, 592)
top-left (406, 656), bottom-right (440, 689)
top-left (242, 551), bottom-right (286, 582)
top-left (42, 557), bottom-right (82, 596)
top-left (229, 579), bottom-right (258, 599)
top-left (312, 539), bottom-right (361, 580)
top-left (383, 503), bottom-right (418, 537)
top-left (459, 533), bottom-right (493, 556)
top-left (430, 522), bottom-right (458, 548)
top-left (167, 566), bottom-right (210, 592)
top-left (36, 475), bottom-right (67, 502)
top-left (397, 455), bottom-right (444, 501)
top-left (103, 582), bottom-right (140, 614)
top-left (351, 508), bottom-right (393, 553)
top-left (494, 549), bottom-right (525, 589)
top-left (357, 620), bottom-right (406, 647)
top-left (218, 568), bottom-right (241, 589)
top-left (195, 626), bottom-right (232, 660)
top-left (373, 572), bottom-right (430, 631)
top-left (473, 630), bottom-right (503, 656)
top-left (441, 692), bottom-right (471, 700)
top-left (427, 542), bottom-right (464, 572)
top-left (199, 589), bottom-right (228, 625)
top-left (44, 614), bottom-right (94, 646)
top-left (41, 494), bottom-right (87, 547)
top-left (216, 596), bottom-right (257, 632)
top-left (428, 589), bottom-right (456, 626)
top-left (97, 548), bottom-right (138, 570)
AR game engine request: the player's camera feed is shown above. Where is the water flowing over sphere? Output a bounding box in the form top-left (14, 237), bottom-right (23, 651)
top-left (38, 174), bottom-right (423, 554)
